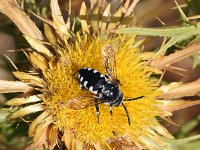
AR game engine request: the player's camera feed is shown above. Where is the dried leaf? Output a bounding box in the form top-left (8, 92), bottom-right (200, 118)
top-left (101, 4), bottom-right (111, 33)
top-left (29, 52), bottom-right (48, 70)
top-left (89, 0), bottom-right (98, 9)
top-left (91, 5), bottom-right (100, 33)
top-left (149, 44), bottom-right (200, 70)
top-left (150, 121), bottom-right (174, 139)
top-left (0, 80), bottom-right (33, 93)
top-left (192, 51), bottom-right (200, 68)
top-left (66, 0), bottom-right (71, 29)
top-left (5, 95), bottom-right (41, 106)
top-left (139, 123), bottom-right (174, 150)
top-left (53, 17), bottom-right (72, 38)
top-left (29, 9), bottom-right (72, 39)
top-left (4, 54), bottom-right (18, 70)
top-left (29, 10), bottom-right (54, 27)
top-left (158, 100), bottom-right (200, 112)
top-left (24, 36), bottom-right (53, 58)
top-left (33, 115), bottom-right (54, 142)
top-left (125, 0), bottom-right (140, 16)
top-left (9, 104), bottom-right (44, 119)
top-left (63, 130), bottom-right (74, 150)
top-left (29, 111), bottom-right (51, 136)
top-left (50, 0), bottom-right (65, 24)
top-left (13, 71), bottom-right (45, 87)
top-left (159, 82), bottom-right (182, 95)
top-left (50, 0), bottom-right (71, 38)
top-left (0, 0), bottom-right (43, 40)
top-left (47, 125), bottom-right (58, 147)
top-left (80, 2), bottom-right (90, 33)
top-left (72, 139), bottom-right (83, 150)
top-left (25, 127), bottom-right (49, 150)
top-left (107, 5), bottom-right (123, 30)
top-left (160, 79), bottom-right (200, 99)
top-left (44, 23), bottom-right (57, 46)
top-left (188, 15), bottom-right (200, 20)
top-left (63, 130), bottom-right (83, 150)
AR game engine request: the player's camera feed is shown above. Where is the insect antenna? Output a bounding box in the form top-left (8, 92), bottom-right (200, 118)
top-left (122, 103), bottom-right (131, 125)
top-left (122, 96), bottom-right (144, 125)
top-left (126, 96), bottom-right (144, 101)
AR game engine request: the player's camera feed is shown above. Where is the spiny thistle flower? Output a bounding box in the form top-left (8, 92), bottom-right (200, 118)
top-left (40, 33), bottom-right (169, 148)
top-left (2, 0), bottom-right (200, 149)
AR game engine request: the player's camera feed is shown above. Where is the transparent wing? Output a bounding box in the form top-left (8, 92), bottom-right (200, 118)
top-left (66, 96), bottom-right (104, 110)
top-left (102, 45), bottom-right (117, 81)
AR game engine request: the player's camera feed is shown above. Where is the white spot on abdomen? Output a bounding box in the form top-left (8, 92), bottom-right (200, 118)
top-left (89, 86), bottom-right (93, 92)
top-left (89, 86), bottom-right (98, 94)
top-left (100, 74), bottom-right (104, 78)
top-left (93, 70), bottom-right (98, 73)
top-left (93, 91), bottom-right (98, 94)
top-left (84, 81), bottom-right (88, 88)
top-left (104, 102), bottom-right (109, 105)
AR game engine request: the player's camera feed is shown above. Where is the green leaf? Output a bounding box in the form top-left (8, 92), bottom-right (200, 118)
top-left (175, 113), bottom-right (200, 138)
top-left (117, 25), bottom-right (199, 37)
top-left (117, 23), bottom-right (200, 56)
top-left (0, 108), bottom-right (17, 124)
top-left (168, 135), bottom-right (200, 150)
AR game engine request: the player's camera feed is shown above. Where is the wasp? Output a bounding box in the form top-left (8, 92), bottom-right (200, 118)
top-left (66, 45), bottom-right (144, 125)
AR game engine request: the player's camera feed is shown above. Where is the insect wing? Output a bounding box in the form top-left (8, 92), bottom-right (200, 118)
top-left (66, 96), bottom-right (104, 110)
top-left (102, 45), bottom-right (117, 81)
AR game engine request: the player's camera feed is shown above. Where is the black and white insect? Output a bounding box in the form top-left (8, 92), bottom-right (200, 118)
top-left (67, 46), bottom-right (144, 125)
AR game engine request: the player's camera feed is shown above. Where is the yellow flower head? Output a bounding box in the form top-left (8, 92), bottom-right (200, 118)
top-left (3, 0), bottom-right (200, 150)
top-left (41, 33), bottom-right (165, 147)
top-left (2, 0), bottom-right (176, 149)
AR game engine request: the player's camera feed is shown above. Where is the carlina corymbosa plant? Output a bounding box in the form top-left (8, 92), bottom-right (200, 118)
top-left (1, 0), bottom-right (200, 150)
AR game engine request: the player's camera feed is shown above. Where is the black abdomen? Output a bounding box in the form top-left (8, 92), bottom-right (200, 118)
top-left (78, 68), bottom-right (107, 94)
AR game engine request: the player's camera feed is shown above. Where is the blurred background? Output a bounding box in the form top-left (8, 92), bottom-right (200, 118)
top-left (0, 0), bottom-right (200, 149)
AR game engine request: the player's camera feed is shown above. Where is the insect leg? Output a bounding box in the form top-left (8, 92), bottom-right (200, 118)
top-left (109, 106), bottom-right (113, 116)
top-left (95, 103), bottom-right (100, 123)
top-left (122, 103), bottom-right (131, 125)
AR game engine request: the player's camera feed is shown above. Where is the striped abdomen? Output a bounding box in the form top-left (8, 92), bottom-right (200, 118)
top-left (77, 68), bottom-right (107, 94)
